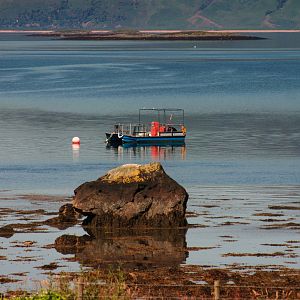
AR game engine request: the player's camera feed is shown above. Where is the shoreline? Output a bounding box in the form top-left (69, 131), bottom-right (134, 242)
top-left (0, 29), bottom-right (300, 34)
top-left (12, 29), bottom-right (266, 41)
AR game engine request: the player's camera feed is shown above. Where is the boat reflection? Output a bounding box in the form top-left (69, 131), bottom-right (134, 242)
top-left (107, 144), bottom-right (186, 161)
top-left (55, 227), bottom-right (188, 269)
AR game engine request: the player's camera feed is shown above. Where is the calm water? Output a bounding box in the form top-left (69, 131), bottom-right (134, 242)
top-left (0, 33), bottom-right (299, 290)
top-left (0, 33), bottom-right (300, 193)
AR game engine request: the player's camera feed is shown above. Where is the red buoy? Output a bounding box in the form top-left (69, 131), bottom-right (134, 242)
top-left (72, 137), bottom-right (80, 145)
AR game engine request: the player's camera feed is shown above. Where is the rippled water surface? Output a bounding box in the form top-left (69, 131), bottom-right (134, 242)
top-left (0, 33), bottom-right (299, 290)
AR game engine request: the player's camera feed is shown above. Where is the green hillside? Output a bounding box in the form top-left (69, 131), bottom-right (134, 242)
top-left (0, 0), bottom-right (299, 29)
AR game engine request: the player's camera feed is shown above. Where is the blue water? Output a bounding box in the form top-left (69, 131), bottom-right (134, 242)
top-left (0, 33), bottom-right (300, 194)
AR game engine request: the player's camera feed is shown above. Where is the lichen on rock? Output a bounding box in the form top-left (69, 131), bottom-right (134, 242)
top-left (102, 162), bottom-right (163, 184)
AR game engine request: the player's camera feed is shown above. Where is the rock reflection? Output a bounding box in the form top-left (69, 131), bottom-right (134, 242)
top-left (55, 227), bottom-right (187, 268)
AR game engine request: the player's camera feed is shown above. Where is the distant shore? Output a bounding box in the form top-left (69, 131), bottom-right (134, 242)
top-left (1, 29), bottom-right (300, 34)
top-left (1, 29), bottom-right (267, 41)
top-left (1, 29), bottom-right (299, 41)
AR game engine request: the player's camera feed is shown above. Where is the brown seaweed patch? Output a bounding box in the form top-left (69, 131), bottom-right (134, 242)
top-left (0, 208), bottom-right (15, 215)
top-left (219, 221), bottom-right (250, 226)
top-left (42, 243), bottom-right (55, 249)
top-left (17, 217), bottom-right (37, 221)
top-left (287, 245), bottom-right (300, 249)
top-left (199, 205), bottom-right (219, 208)
top-left (10, 272), bottom-right (28, 277)
top-left (253, 212), bottom-right (284, 217)
top-left (11, 241), bottom-right (37, 248)
top-left (23, 249), bottom-right (33, 252)
top-left (268, 205), bottom-right (300, 210)
top-left (284, 249), bottom-right (295, 252)
top-left (188, 224), bottom-right (209, 228)
top-left (8, 223), bottom-right (39, 230)
top-left (222, 252), bottom-right (296, 257)
top-left (284, 261), bottom-right (298, 264)
top-left (21, 227), bottom-right (48, 233)
top-left (18, 194), bottom-right (70, 202)
top-left (261, 222), bottom-right (300, 230)
top-left (208, 216), bottom-right (231, 219)
top-left (189, 208), bottom-right (210, 215)
top-left (185, 211), bottom-right (201, 218)
top-left (61, 256), bottom-right (77, 262)
top-left (10, 256), bottom-right (40, 262)
top-left (44, 211), bottom-right (60, 216)
top-left (0, 197), bottom-right (20, 200)
top-left (209, 216), bottom-right (242, 219)
top-left (187, 246), bottom-right (217, 251)
top-left (261, 243), bottom-right (288, 247)
top-left (0, 276), bottom-right (20, 284)
top-left (5, 222), bottom-right (48, 234)
top-left (15, 209), bottom-right (46, 215)
top-left (36, 262), bottom-right (61, 270)
top-left (258, 218), bottom-right (292, 222)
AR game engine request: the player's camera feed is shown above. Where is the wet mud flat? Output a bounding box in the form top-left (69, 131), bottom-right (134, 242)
top-left (0, 186), bottom-right (299, 297)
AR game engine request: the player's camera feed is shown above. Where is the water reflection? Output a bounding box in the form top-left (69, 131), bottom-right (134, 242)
top-left (72, 144), bottom-right (80, 161)
top-left (55, 227), bottom-right (188, 268)
top-left (106, 144), bottom-right (186, 161)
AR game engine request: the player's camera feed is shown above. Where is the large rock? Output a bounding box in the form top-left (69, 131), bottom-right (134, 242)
top-left (73, 162), bottom-right (188, 228)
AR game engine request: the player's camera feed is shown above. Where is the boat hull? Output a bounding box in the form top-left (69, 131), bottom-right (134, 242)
top-left (122, 134), bottom-right (185, 144)
top-left (106, 133), bottom-right (122, 146)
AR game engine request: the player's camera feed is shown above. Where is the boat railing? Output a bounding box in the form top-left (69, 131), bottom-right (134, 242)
top-left (113, 122), bottom-right (186, 137)
top-left (113, 123), bottom-right (145, 136)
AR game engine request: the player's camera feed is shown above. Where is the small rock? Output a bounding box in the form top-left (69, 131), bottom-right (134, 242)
top-left (59, 203), bottom-right (81, 221)
top-left (36, 262), bottom-right (60, 270)
top-left (45, 203), bottom-right (81, 229)
top-left (23, 241), bottom-right (35, 247)
top-left (0, 225), bottom-right (15, 238)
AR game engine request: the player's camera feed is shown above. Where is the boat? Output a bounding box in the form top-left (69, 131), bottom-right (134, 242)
top-left (106, 108), bottom-right (186, 146)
